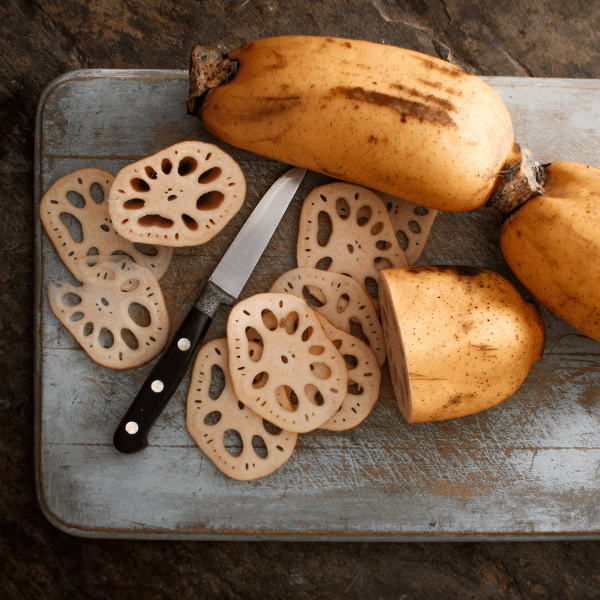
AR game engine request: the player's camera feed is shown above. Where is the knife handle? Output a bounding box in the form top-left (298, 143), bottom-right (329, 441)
top-left (113, 306), bottom-right (213, 454)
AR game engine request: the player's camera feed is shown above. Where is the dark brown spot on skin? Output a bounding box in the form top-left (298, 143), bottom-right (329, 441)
top-left (390, 83), bottom-right (455, 112)
top-left (332, 86), bottom-right (456, 127)
top-left (420, 58), bottom-right (465, 78)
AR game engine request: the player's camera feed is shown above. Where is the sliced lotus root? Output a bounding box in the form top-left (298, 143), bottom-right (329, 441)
top-left (39, 168), bottom-right (173, 282)
top-left (314, 313), bottom-right (381, 431)
top-left (380, 193), bottom-right (438, 265)
top-left (226, 293), bottom-right (348, 433)
top-left (47, 256), bottom-right (169, 370)
top-left (269, 268), bottom-right (386, 367)
top-left (296, 182), bottom-right (407, 308)
top-left (186, 338), bottom-right (297, 481)
top-left (108, 141), bottom-right (246, 247)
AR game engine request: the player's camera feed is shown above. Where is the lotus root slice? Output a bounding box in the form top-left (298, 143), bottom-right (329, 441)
top-left (269, 268), bottom-right (386, 367)
top-left (186, 338), bottom-right (298, 481)
top-left (47, 256), bottom-right (169, 370)
top-left (315, 314), bottom-right (381, 431)
top-left (227, 293), bottom-right (348, 433)
top-left (108, 141), bottom-right (246, 247)
top-left (39, 168), bottom-right (173, 281)
top-left (380, 193), bottom-right (438, 265)
top-left (296, 182), bottom-right (407, 307)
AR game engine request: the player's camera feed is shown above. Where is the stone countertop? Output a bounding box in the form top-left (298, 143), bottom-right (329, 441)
top-left (2, 0), bottom-right (600, 598)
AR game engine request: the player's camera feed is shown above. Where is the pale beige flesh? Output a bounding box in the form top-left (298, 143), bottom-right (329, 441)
top-left (186, 338), bottom-right (298, 481)
top-left (315, 313), bottom-right (381, 431)
top-left (47, 256), bottom-right (170, 370)
top-left (269, 268), bottom-right (386, 367)
top-left (39, 168), bottom-right (173, 282)
top-left (108, 141), bottom-right (246, 247)
top-left (226, 293), bottom-right (348, 433)
top-left (296, 182), bottom-right (408, 310)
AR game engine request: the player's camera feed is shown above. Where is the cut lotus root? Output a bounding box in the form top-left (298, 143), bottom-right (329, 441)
top-left (314, 313), bottom-right (381, 431)
top-left (296, 182), bottom-right (407, 307)
top-left (108, 141), bottom-right (246, 247)
top-left (380, 193), bottom-right (438, 265)
top-left (269, 268), bottom-right (386, 367)
top-left (39, 168), bottom-right (173, 282)
top-left (186, 338), bottom-right (297, 481)
top-left (227, 293), bottom-right (348, 433)
top-left (47, 256), bottom-right (169, 370)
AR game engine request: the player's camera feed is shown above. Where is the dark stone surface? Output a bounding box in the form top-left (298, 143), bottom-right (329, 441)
top-left (2, 0), bottom-right (600, 597)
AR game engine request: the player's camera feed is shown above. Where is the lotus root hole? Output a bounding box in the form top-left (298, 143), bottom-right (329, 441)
top-left (223, 429), bottom-right (243, 456)
top-left (344, 354), bottom-right (358, 370)
top-left (261, 309), bottom-right (278, 331)
top-left (128, 302), bottom-right (151, 328)
top-left (130, 178), bottom-right (150, 193)
top-left (178, 157), bottom-right (197, 176)
top-left (332, 339), bottom-right (342, 350)
top-left (336, 197), bottom-right (350, 220)
top-left (337, 293), bottom-right (350, 313)
top-left (66, 191), bottom-right (86, 209)
top-left (137, 214), bottom-right (174, 228)
top-left (182, 214), bottom-right (199, 230)
top-left (252, 372), bottom-right (269, 389)
top-left (317, 211), bottom-right (332, 246)
top-left (347, 382), bottom-right (365, 396)
top-left (62, 292), bottom-right (82, 307)
top-left (284, 311), bottom-right (300, 334)
top-left (396, 230), bottom-right (409, 250)
top-left (413, 205), bottom-right (429, 216)
top-left (89, 183), bottom-right (104, 205)
top-left (133, 242), bottom-right (158, 257)
top-left (59, 212), bottom-right (84, 243)
top-left (276, 386), bottom-right (298, 412)
top-left (315, 257), bottom-right (333, 270)
top-left (262, 419), bottom-right (282, 436)
top-left (347, 244), bottom-right (354, 254)
top-left (121, 328), bottom-right (139, 350)
top-left (252, 435), bottom-right (268, 459)
top-left (281, 355), bottom-right (288, 364)
top-left (83, 322), bottom-right (94, 336)
top-left (204, 410), bottom-right (222, 426)
top-left (374, 257), bottom-right (393, 271)
top-left (209, 364), bottom-right (226, 400)
top-left (145, 166), bottom-right (158, 180)
top-left (350, 320), bottom-right (371, 346)
top-left (70, 311), bottom-right (84, 322)
top-left (248, 345), bottom-right (263, 363)
top-left (408, 220), bottom-right (422, 233)
top-left (310, 363), bottom-right (331, 380)
top-left (301, 326), bottom-right (313, 342)
top-left (99, 327), bottom-right (115, 348)
top-left (304, 384), bottom-right (325, 406)
top-left (198, 167), bottom-right (222, 184)
top-left (302, 285), bottom-right (326, 307)
top-left (197, 191), bottom-right (225, 211)
top-left (309, 345), bottom-right (325, 356)
top-left (245, 326), bottom-right (263, 346)
top-left (161, 159), bottom-right (173, 174)
top-left (376, 240), bottom-right (392, 251)
top-left (356, 205), bottom-right (372, 226)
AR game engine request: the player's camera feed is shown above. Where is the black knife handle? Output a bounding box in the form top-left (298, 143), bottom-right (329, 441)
top-left (113, 306), bottom-right (212, 454)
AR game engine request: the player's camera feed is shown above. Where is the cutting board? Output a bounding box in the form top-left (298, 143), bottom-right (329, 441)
top-left (34, 69), bottom-right (600, 540)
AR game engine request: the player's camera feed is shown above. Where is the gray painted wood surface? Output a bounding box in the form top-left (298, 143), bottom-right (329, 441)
top-left (34, 70), bottom-right (600, 540)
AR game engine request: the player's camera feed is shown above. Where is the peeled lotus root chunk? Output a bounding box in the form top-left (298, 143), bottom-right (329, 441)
top-left (296, 182), bottom-right (407, 309)
top-left (380, 193), bottom-right (438, 265)
top-left (186, 338), bottom-right (297, 481)
top-left (39, 168), bottom-right (173, 282)
top-left (47, 256), bottom-right (170, 370)
top-left (269, 268), bottom-right (386, 367)
top-left (108, 141), bottom-right (246, 247)
top-left (227, 293), bottom-right (348, 433)
top-left (314, 313), bottom-right (381, 431)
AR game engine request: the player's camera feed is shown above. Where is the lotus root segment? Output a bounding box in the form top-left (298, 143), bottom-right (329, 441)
top-left (47, 256), bottom-right (170, 370)
top-left (314, 313), bottom-right (381, 431)
top-left (296, 182), bottom-right (407, 309)
top-left (380, 193), bottom-right (438, 265)
top-left (108, 141), bottom-right (246, 247)
top-left (226, 293), bottom-right (348, 433)
top-left (379, 266), bottom-right (545, 423)
top-left (500, 161), bottom-right (600, 344)
top-left (186, 338), bottom-right (297, 481)
top-left (269, 268), bottom-right (386, 367)
top-left (39, 168), bottom-right (173, 281)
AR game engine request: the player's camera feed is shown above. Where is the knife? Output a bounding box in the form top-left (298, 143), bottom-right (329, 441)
top-left (113, 166), bottom-right (307, 454)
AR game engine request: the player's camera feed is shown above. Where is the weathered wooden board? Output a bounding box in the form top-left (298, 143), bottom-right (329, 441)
top-left (34, 70), bottom-right (600, 540)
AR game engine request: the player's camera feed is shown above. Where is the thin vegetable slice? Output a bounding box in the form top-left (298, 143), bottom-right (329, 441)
top-left (187, 338), bottom-right (297, 481)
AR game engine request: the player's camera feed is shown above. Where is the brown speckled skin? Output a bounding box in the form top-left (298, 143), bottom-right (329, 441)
top-left (501, 161), bottom-right (600, 343)
top-left (380, 266), bottom-right (545, 423)
top-left (5, 0), bottom-right (600, 596)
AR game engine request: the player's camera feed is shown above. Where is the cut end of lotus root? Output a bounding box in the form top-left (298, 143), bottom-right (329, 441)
top-left (39, 168), bottom-right (173, 282)
top-left (296, 182), bottom-right (408, 310)
top-left (226, 293), bottom-right (348, 433)
top-left (186, 338), bottom-right (297, 481)
top-left (269, 268), bottom-right (386, 367)
top-left (108, 141), bottom-right (246, 247)
top-left (47, 256), bottom-right (170, 370)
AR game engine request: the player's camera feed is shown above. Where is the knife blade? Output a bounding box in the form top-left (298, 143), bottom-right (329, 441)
top-left (113, 166), bottom-right (307, 454)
